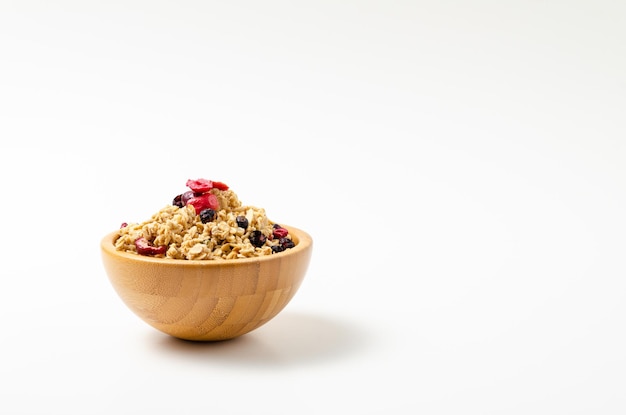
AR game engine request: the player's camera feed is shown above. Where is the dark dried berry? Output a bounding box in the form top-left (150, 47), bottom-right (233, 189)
top-left (280, 237), bottom-right (295, 250)
top-left (173, 194), bottom-right (184, 207)
top-left (199, 208), bottom-right (216, 223)
top-left (273, 223), bottom-right (282, 229)
top-left (181, 190), bottom-right (195, 205)
top-left (250, 230), bottom-right (267, 248)
top-left (271, 245), bottom-right (285, 253)
top-left (236, 216), bottom-right (249, 230)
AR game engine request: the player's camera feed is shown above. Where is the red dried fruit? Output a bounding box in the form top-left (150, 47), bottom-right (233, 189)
top-left (273, 227), bottom-right (289, 239)
top-left (186, 178), bottom-right (214, 193)
top-left (135, 237), bottom-right (167, 256)
top-left (212, 181), bottom-right (229, 191)
top-left (186, 193), bottom-right (219, 214)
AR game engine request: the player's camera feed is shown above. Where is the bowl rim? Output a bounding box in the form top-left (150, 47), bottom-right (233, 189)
top-left (100, 224), bottom-right (312, 266)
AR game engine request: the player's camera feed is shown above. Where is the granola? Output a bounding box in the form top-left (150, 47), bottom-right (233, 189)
top-left (114, 179), bottom-right (295, 260)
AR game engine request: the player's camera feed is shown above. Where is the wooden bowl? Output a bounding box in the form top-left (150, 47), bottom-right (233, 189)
top-left (100, 226), bottom-right (313, 341)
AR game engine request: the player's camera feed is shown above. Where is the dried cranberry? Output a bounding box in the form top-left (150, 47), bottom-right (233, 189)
top-left (273, 227), bottom-right (288, 239)
top-left (135, 237), bottom-right (167, 256)
top-left (186, 178), bottom-right (214, 193)
top-left (185, 178), bottom-right (229, 192)
top-left (186, 193), bottom-right (219, 214)
top-left (212, 181), bottom-right (229, 191)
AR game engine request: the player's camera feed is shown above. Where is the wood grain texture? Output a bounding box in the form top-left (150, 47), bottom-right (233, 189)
top-left (101, 226), bottom-right (313, 341)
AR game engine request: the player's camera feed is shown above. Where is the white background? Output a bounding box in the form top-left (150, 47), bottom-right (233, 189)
top-left (1, 1), bottom-right (625, 414)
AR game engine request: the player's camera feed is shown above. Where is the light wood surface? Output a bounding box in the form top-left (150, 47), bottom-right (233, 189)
top-left (101, 226), bottom-right (313, 341)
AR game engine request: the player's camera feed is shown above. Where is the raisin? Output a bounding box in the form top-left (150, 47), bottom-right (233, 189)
top-left (271, 245), bottom-right (285, 253)
top-left (181, 190), bottom-right (195, 206)
top-left (236, 216), bottom-right (249, 230)
top-left (250, 230), bottom-right (267, 248)
top-left (280, 237), bottom-right (295, 250)
top-left (199, 209), bottom-right (216, 223)
top-left (173, 194), bottom-right (184, 207)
